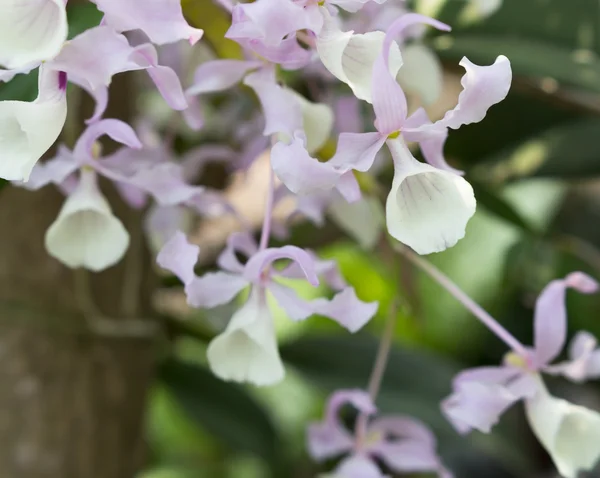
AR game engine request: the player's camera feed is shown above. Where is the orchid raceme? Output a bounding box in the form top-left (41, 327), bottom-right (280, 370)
top-left (442, 272), bottom-right (600, 478)
top-left (272, 12), bottom-right (511, 254)
top-left (157, 231), bottom-right (378, 385)
top-left (308, 389), bottom-right (452, 477)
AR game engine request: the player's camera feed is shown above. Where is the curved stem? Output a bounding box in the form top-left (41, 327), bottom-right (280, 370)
top-left (395, 243), bottom-right (529, 357)
top-left (258, 163), bottom-right (275, 251)
top-left (354, 299), bottom-right (398, 448)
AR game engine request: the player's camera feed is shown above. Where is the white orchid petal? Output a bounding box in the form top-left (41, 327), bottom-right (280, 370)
top-left (525, 376), bottom-right (600, 478)
top-left (0, 67), bottom-right (67, 181)
top-left (0, 0), bottom-right (68, 69)
top-left (385, 137), bottom-right (476, 255)
top-left (45, 169), bottom-right (130, 272)
top-left (397, 43), bottom-right (443, 105)
top-left (206, 289), bottom-right (285, 386)
top-left (317, 9), bottom-right (402, 103)
top-left (289, 91), bottom-right (334, 154)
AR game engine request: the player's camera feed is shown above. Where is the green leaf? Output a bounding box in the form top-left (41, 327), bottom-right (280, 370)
top-left (474, 118), bottom-right (600, 181)
top-left (281, 334), bottom-right (460, 435)
top-left (66, 3), bottom-right (103, 40)
top-left (281, 334), bottom-right (535, 474)
top-left (469, 179), bottom-right (538, 234)
top-left (158, 358), bottom-right (281, 463)
top-left (435, 36), bottom-right (600, 94)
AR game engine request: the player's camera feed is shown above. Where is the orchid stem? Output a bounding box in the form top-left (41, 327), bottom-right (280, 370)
top-left (354, 298), bottom-right (398, 448)
top-left (258, 161), bottom-right (275, 251)
top-left (395, 243), bottom-right (529, 357)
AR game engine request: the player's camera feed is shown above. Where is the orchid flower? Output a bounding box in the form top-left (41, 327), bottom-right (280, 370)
top-left (17, 119), bottom-right (143, 270)
top-left (0, 66), bottom-right (67, 181)
top-left (442, 272), bottom-right (600, 478)
top-left (157, 231), bottom-right (378, 385)
top-left (272, 13), bottom-right (511, 254)
top-left (308, 389), bottom-right (452, 477)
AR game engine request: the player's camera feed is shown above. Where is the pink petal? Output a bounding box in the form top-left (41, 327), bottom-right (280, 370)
top-left (368, 416), bottom-right (436, 447)
top-left (370, 441), bottom-right (447, 476)
top-left (268, 282), bottom-right (315, 321)
top-left (371, 52), bottom-right (407, 135)
top-left (156, 230), bottom-right (199, 285)
top-left (243, 246), bottom-right (320, 286)
top-left (307, 389), bottom-right (375, 461)
top-left (217, 231), bottom-right (259, 274)
top-left (226, 0), bottom-right (314, 46)
top-left (545, 331), bottom-right (600, 383)
top-left (243, 67), bottom-right (302, 136)
top-left (438, 56), bottom-right (512, 130)
top-left (311, 287), bottom-right (378, 332)
top-left (242, 35), bottom-right (312, 70)
top-left (74, 119), bottom-right (142, 161)
top-left (186, 60), bottom-right (261, 96)
top-left (329, 132), bottom-right (386, 172)
top-left (186, 272), bottom-right (250, 309)
top-left (93, 0), bottom-right (203, 45)
top-left (331, 455), bottom-right (386, 477)
top-left (271, 133), bottom-right (342, 195)
top-left (403, 108), bottom-right (461, 174)
top-left (534, 272), bottom-right (599, 367)
top-left (22, 145), bottom-right (79, 190)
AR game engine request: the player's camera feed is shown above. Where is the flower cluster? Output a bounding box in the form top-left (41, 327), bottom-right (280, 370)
top-left (3, 0), bottom-right (600, 477)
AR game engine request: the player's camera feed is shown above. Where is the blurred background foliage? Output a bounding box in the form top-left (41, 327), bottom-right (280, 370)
top-left (4, 0), bottom-right (600, 477)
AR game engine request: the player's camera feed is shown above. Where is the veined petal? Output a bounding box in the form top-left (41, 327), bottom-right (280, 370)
top-left (0, 0), bottom-right (68, 69)
top-left (438, 56), bottom-right (512, 130)
top-left (206, 288), bottom-right (285, 386)
top-left (397, 43), bottom-right (443, 105)
top-left (45, 169), bottom-right (129, 271)
top-left (317, 9), bottom-right (403, 103)
top-left (156, 230), bottom-right (199, 286)
top-left (186, 60), bottom-right (261, 96)
top-left (93, 0), bottom-right (203, 45)
top-left (533, 272), bottom-right (598, 367)
top-left (524, 375), bottom-right (600, 478)
top-left (384, 137), bottom-right (475, 255)
top-left (0, 66), bottom-right (67, 181)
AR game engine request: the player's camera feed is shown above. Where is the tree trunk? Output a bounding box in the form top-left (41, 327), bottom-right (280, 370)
top-left (0, 181), bottom-right (157, 478)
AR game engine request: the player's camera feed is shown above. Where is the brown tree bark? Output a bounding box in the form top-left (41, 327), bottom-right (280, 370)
top-left (0, 111), bottom-right (158, 478)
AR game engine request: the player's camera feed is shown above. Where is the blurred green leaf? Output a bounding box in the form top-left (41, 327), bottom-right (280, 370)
top-left (430, 0), bottom-right (600, 92)
top-left (67, 3), bottom-right (103, 39)
top-left (158, 358), bottom-right (281, 463)
top-left (474, 118), bottom-right (600, 181)
top-left (469, 180), bottom-right (538, 234)
top-left (281, 333), bottom-right (459, 434)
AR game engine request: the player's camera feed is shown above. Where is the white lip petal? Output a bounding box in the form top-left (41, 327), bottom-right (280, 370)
top-left (0, 67), bottom-right (67, 181)
top-left (0, 0), bottom-right (68, 69)
top-left (525, 376), bottom-right (600, 478)
top-left (45, 169), bottom-right (130, 272)
top-left (385, 137), bottom-right (476, 255)
top-left (206, 289), bottom-right (285, 386)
